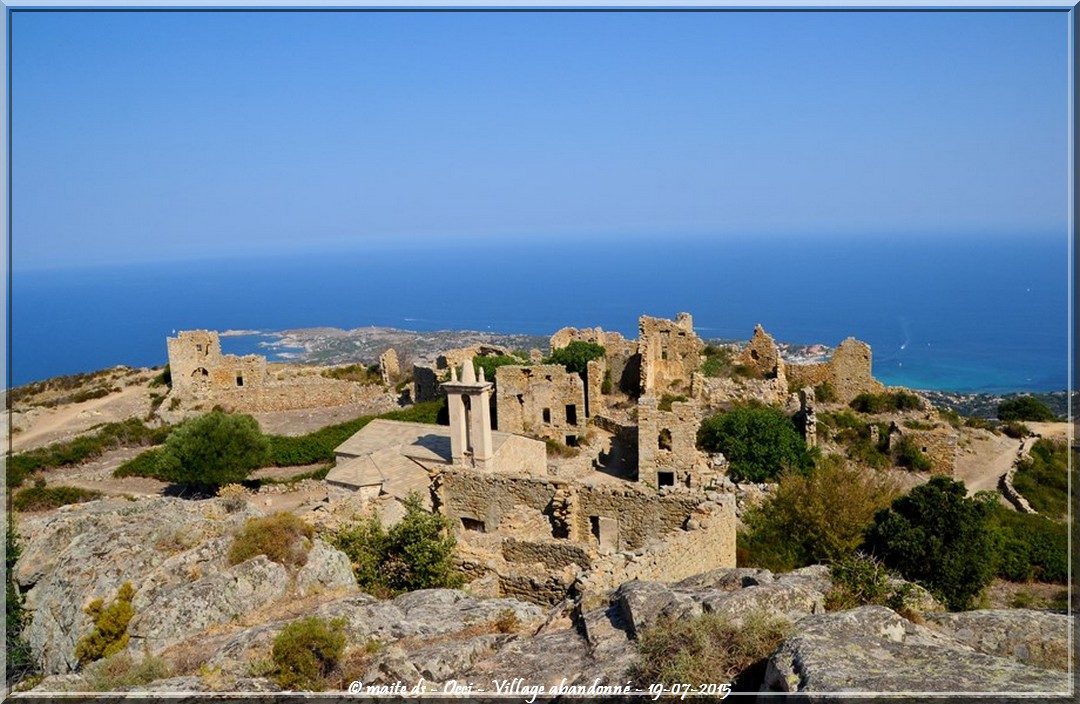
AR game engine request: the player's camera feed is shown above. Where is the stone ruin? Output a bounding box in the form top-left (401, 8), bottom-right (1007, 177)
top-left (494, 364), bottom-right (587, 445)
top-left (638, 312), bottom-right (703, 395)
top-left (165, 330), bottom-right (383, 413)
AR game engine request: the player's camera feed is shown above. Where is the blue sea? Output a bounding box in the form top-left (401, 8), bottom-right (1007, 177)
top-left (9, 235), bottom-right (1070, 394)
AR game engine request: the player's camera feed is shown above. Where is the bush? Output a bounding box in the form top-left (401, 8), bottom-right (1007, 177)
top-left (893, 436), bottom-right (932, 472)
top-left (148, 365), bottom-right (171, 389)
top-left (332, 494), bottom-right (463, 596)
top-left (657, 394), bottom-right (688, 412)
top-left (864, 478), bottom-right (997, 611)
top-left (739, 455), bottom-right (900, 571)
top-left (813, 381), bottom-right (837, 403)
top-left (156, 412), bottom-right (269, 489)
top-left (701, 345), bottom-right (736, 378)
top-left (6, 523), bottom-right (36, 686)
top-left (8, 418), bottom-right (169, 488)
top-left (82, 652), bottom-right (171, 691)
top-left (963, 416), bottom-right (999, 434)
top-left (544, 438), bottom-right (579, 458)
top-left (1011, 438), bottom-right (1068, 518)
top-left (321, 364), bottom-right (381, 385)
top-left (849, 391), bottom-right (923, 414)
top-left (271, 616), bottom-right (346, 691)
top-left (824, 552), bottom-right (920, 614)
top-left (997, 396), bottom-right (1057, 422)
top-left (12, 485), bottom-right (103, 512)
top-left (698, 404), bottom-right (813, 482)
top-left (74, 583), bottom-right (136, 666)
top-left (545, 341), bottom-right (605, 377)
top-left (629, 611), bottom-right (791, 688)
top-left (988, 505), bottom-right (1068, 583)
top-left (229, 512), bottom-right (314, 568)
top-left (1000, 421), bottom-right (1032, 439)
top-left (473, 354), bottom-right (529, 383)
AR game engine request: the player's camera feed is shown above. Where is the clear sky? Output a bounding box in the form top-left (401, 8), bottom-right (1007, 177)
top-left (10, 9), bottom-right (1070, 269)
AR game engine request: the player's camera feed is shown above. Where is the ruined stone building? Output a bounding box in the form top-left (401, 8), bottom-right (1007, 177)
top-left (165, 330), bottom-right (383, 413)
top-left (167, 330), bottom-right (268, 395)
top-left (636, 395), bottom-right (713, 490)
top-left (638, 313), bottom-right (703, 395)
top-left (786, 337), bottom-right (885, 404)
top-left (494, 364), bottom-right (587, 445)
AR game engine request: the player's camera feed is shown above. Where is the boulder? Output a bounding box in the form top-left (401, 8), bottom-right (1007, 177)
top-left (762, 605), bottom-right (1071, 694)
top-left (611, 580), bottom-right (702, 638)
top-left (926, 609), bottom-right (1071, 671)
top-left (294, 539), bottom-right (358, 597)
top-left (702, 582), bottom-right (825, 627)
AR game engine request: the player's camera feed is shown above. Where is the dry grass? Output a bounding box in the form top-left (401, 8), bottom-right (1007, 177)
top-left (228, 512), bottom-right (314, 568)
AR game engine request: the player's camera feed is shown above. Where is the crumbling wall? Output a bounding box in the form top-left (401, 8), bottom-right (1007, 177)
top-left (167, 330), bottom-right (268, 395)
top-left (575, 497), bottom-right (736, 608)
top-left (379, 348), bottom-right (400, 386)
top-left (636, 396), bottom-right (712, 490)
top-left (413, 365), bottom-right (440, 403)
top-left (638, 313), bottom-right (703, 395)
top-left (787, 337), bottom-right (884, 404)
top-left (550, 326), bottom-right (637, 398)
top-left (740, 325), bottom-right (786, 382)
top-left (495, 365), bottom-right (586, 444)
top-left (501, 538), bottom-right (593, 571)
top-left (436, 470), bottom-right (564, 537)
top-left (893, 427), bottom-right (958, 477)
top-left (438, 344), bottom-right (513, 372)
top-left (585, 358), bottom-right (606, 418)
top-left (570, 484), bottom-right (702, 550)
top-left (206, 377), bottom-right (384, 413)
top-left (694, 375), bottom-right (789, 408)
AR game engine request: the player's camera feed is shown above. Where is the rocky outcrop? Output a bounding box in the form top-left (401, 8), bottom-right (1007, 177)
top-left (763, 606), bottom-right (1070, 694)
top-left (12, 497), bottom-right (355, 674)
top-left (925, 609), bottom-right (1071, 671)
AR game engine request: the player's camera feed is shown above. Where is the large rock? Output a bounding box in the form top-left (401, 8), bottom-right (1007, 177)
top-left (926, 609), bottom-right (1071, 671)
top-left (14, 497), bottom-right (259, 674)
top-left (763, 606), bottom-right (1071, 694)
top-left (294, 539), bottom-right (358, 596)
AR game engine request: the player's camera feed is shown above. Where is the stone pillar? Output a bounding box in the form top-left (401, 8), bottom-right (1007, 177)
top-left (472, 367), bottom-right (494, 469)
top-left (442, 359), bottom-right (495, 470)
top-left (800, 386), bottom-right (818, 449)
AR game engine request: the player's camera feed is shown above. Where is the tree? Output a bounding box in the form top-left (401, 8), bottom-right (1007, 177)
top-left (545, 341), bottom-right (605, 378)
top-left (6, 520), bottom-right (36, 685)
top-left (997, 396), bottom-right (1056, 422)
top-left (863, 477), bottom-right (997, 611)
top-left (740, 455), bottom-right (900, 571)
top-left (156, 411), bottom-right (269, 489)
top-left (697, 404), bottom-right (813, 482)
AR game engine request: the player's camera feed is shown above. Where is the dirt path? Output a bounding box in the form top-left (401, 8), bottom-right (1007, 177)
top-left (954, 430), bottom-right (1021, 495)
top-left (9, 384), bottom-right (156, 453)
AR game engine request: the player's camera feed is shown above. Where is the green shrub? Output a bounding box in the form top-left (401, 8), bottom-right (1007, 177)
top-left (1011, 439), bottom-right (1068, 518)
top-left (813, 381), bottom-right (837, 403)
top-left (893, 436), bottom-right (932, 472)
top-left (74, 583), bottom-right (136, 666)
top-left (657, 394), bottom-right (688, 412)
top-left (629, 611), bottom-right (791, 688)
top-left (600, 368), bottom-right (613, 394)
top-left (473, 354), bottom-right (529, 383)
top-left (545, 341), bottom-right (605, 377)
top-left (997, 396), bottom-right (1057, 422)
top-left (544, 438), bottom-right (579, 458)
top-left (989, 505), bottom-right (1068, 583)
top-left (701, 345), bottom-right (736, 378)
top-left (8, 419), bottom-right (169, 488)
top-left (12, 485), bottom-right (103, 512)
top-left (113, 448), bottom-right (167, 479)
top-left (739, 456), bottom-right (900, 572)
top-left (849, 391), bottom-right (923, 414)
top-left (156, 412), bottom-right (269, 489)
top-left (864, 478), bottom-right (997, 611)
top-left (271, 616), bottom-right (346, 691)
top-left (332, 494), bottom-right (463, 596)
top-left (698, 404), bottom-right (813, 482)
top-left (1000, 421), bottom-right (1032, 440)
top-left (83, 652), bottom-right (171, 691)
top-left (321, 363), bottom-right (381, 385)
top-left (148, 365), bottom-right (171, 388)
top-left (824, 552), bottom-right (921, 614)
top-left (963, 416), bottom-right (999, 434)
top-left (6, 522), bottom-right (36, 686)
top-left (229, 512), bottom-right (314, 569)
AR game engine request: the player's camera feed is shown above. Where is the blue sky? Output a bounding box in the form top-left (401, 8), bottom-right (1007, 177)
top-left (10, 9), bottom-right (1070, 269)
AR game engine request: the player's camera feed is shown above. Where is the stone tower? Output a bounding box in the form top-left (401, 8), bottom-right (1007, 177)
top-left (442, 358), bottom-right (494, 470)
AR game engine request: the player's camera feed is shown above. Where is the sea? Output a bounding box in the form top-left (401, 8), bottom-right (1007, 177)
top-left (8, 235), bottom-right (1071, 394)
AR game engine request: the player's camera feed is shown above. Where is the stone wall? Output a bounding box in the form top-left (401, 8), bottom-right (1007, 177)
top-left (413, 365), bottom-right (440, 403)
top-left (893, 427), bottom-right (958, 476)
top-left (740, 325), bottom-right (786, 383)
top-left (570, 484), bottom-right (703, 551)
top-left (638, 313), bottom-right (703, 395)
top-left (549, 326), bottom-right (638, 398)
top-left (495, 365), bottom-right (586, 444)
top-left (167, 330), bottom-right (268, 395)
top-left (436, 470), bottom-right (564, 537)
top-left (501, 538), bottom-right (593, 571)
top-left (379, 348), bottom-right (400, 385)
top-left (491, 434), bottom-right (549, 477)
top-left (207, 377), bottom-right (384, 413)
top-left (575, 496), bottom-right (736, 608)
top-left (693, 374), bottom-right (790, 408)
top-left (787, 337), bottom-right (884, 404)
top-left (636, 396), bottom-right (712, 490)
top-left (585, 358), bottom-right (606, 418)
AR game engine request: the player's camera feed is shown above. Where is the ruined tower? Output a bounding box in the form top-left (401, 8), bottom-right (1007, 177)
top-left (442, 359), bottom-right (494, 470)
